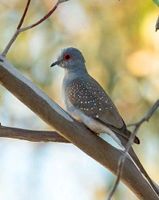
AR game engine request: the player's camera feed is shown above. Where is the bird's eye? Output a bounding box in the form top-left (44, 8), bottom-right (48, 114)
top-left (64, 54), bottom-right (71, 60)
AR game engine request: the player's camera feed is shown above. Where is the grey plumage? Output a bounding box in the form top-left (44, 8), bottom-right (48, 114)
top-left (52, 47), bottom-right (139, 145)
top-left (64, 76), bottom-right (140, 144)
top-left (51, 47), bottom-right (159, 195)
top-left (65, 77), bottom-right (123, 128)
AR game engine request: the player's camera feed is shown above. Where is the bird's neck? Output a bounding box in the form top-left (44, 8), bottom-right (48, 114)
top-left (65, 63), bottom-right (88, 77)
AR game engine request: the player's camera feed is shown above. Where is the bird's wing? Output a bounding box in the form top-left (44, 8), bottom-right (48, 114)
top-left (66, 76), bottom-right (124, 129)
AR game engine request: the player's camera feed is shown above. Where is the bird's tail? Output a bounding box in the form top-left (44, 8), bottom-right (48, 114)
top-left (116, 130), bottom-right (159, 197)
top-left (108, 124), bottom-right (140, 145)
top-left (126, 129), bottom-right (140, 144)
top-left (110, 127), bottom-right (159, 196)
top-left (128, 147), bottom-right (159, 197)
top-left (98, 120), bottom-right (159, 195)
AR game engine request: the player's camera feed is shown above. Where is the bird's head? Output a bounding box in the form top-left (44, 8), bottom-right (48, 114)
top-left (50, 47), bottom-right (86, 71)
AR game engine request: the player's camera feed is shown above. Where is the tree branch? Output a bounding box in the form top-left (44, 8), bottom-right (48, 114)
top-left (108, 99), bottom-right (159, 199)
top-left (16, 0), bottom-right (31, 29)
top-left (129, 100), bottom-right (159, 128)
top-left (0, 56), bottom-right (158, 199)
top-left (2, 0), bottom-right (69, 57)
top-left (0, 124), bottom-right (68, 143)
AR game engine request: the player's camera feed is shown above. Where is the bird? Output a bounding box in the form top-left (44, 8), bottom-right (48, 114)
top-left (50, 47), bottom-right (158, 195)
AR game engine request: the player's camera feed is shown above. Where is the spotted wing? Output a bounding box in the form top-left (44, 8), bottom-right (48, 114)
top-left (66, 77), bottom-right (124, 129)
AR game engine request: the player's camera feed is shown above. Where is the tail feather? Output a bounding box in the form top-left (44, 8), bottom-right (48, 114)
top-left (129, 147), bottom-right (159, 196)
top-left (116, 133), bottom-right (159, 196)
top-left (96, 118), bottom-right (140, 144)
top-left (95, 118), bottom-right (159, 195)
top-left (107, 124), bottom-right (140, 145)
top-left (114, 133), bottom-right (159, 196)
top-left (125, 129), bottom-right (140, 144)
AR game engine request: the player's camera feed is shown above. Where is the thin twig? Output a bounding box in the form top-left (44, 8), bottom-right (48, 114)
top-left (107, 124), bottom-right (140, 200)
top-left (0, 125), bottom-right (69, 143)
top-left (2, 0), bottom-right (69, 57)
top-left (107, 99), bottom-right (159, 200)
top-left (20, 0), bottom-right (70, 31)
top-left (155, 16), bottom-right (159, 32)
top-left (2, 0), bottom-right (32, 56)
top-left (17, 0), bottom-right (31, 29)
top-left (19, 2), bottom-right (59, 32)
top-left (1, 30), bottom-right (19, 57)
top-left (128, 100), bottom-right (159, 128)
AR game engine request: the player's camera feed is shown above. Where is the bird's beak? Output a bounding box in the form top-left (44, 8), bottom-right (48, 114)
top-left (50, 60), bottom-right (62, 67)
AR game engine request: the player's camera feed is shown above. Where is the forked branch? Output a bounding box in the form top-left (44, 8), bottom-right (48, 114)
top-left (2, 0), bottom-right (69, 57)
top-left (16, 0), bottom-right (31, 29)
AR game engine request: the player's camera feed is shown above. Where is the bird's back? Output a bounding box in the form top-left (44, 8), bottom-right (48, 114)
top-left (62, 72), bottom-right (140, 144)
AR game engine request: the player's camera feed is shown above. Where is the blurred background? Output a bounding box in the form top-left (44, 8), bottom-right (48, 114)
top-left (0, 0), bottom-right (159, 199)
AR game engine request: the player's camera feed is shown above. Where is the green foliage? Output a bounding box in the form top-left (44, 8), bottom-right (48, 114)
top-left (153, 0), bottom-right (159, 6)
